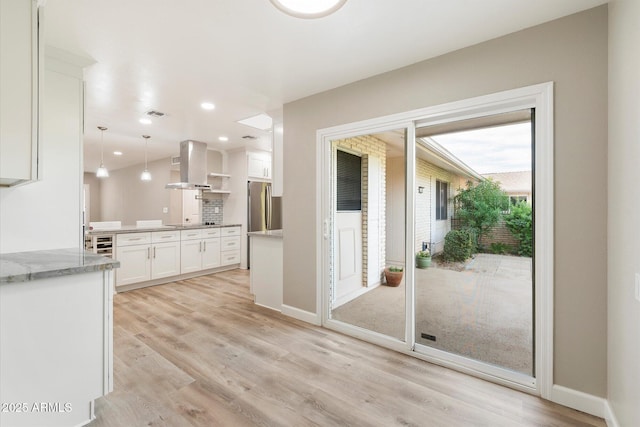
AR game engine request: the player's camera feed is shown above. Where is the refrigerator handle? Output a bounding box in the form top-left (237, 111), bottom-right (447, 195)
top-left (265, 184), bottom-right (272, 230)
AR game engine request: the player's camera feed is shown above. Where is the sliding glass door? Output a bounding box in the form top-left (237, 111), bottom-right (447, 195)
top-left (413, 111), bottom-right (535, 385)
top-left (327, 130), bottom-right (408, 343)
top-left (320, 83), bottom-right (553, 396)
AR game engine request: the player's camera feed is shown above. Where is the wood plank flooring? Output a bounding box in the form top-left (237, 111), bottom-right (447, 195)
top-left (88, 269), bottom-right (606, 427)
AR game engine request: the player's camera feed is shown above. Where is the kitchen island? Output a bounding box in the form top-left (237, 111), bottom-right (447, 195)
top-left (86, 223), bottom-right (242, 292)
top-left (0, 248), bottom-right (119, 427)
top-left (248, 229), bottom-right (283, 311)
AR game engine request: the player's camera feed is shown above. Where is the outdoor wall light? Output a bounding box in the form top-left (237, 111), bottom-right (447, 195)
top-left (418, 186), bottom-right (424, 194)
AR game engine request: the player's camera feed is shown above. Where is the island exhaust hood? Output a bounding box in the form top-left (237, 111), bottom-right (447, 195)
top-left (165, 140), bottom-right (212, 190)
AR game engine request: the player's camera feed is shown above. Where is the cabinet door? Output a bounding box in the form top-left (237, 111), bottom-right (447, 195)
top-left (151, 241), bottom-right (181, 279)
top-left (201, 238), bottom-right (221, 269)
top-left (180, 239), bottom-right (202, 274)
top-left (0, 0), bottom-right (40, 186)
top-left (248, 152), bottom-right (272, 180)
top-left (116, 245), bottom-right (151, 286)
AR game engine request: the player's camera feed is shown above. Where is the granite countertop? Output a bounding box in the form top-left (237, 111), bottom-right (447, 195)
top-left (247, 229), bottom-right (283, 238)
top-left (87, 223), bottom-right (241, 235)
top-left (0, 248), bottom-right (120, 283)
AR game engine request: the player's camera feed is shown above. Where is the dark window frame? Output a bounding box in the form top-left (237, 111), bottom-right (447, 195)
top-left (436, 180), bottom-right (448, 220)
top-left (336, 150), bottom-right (362, 211)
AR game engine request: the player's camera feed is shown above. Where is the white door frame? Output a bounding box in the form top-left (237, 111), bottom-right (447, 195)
top-left (317, 82), bottom-right (554, 399)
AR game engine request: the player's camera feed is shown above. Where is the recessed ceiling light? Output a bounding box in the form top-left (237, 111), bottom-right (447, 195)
top-left (218, 136), bottom-right (229, 142)
top-left (237, 113), bottom-right (273, 131)
top-left (269, 0), bottom-right (347, 19)
top-left (139, 118), bottom-right (152, 125)
top-left (201, 102), bottom-right (215, 110)
top-left (113, 151), bottom-right (123, 156)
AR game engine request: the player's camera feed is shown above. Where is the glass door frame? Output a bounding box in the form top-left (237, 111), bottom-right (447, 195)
top-left (317, 82), bottom-right (554, 398)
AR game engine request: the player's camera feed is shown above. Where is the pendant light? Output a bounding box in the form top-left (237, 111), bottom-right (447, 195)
top-left (96, 126), bottom-right (109, 178)
top-left (140, 135), bottom-right (152, 181)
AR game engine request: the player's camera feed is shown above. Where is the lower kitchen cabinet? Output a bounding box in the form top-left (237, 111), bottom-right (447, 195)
top-left (180, 228), bottom-right (221, 273)
top-left (115, 230), bottom-right (180, 287)
top-left (220, 226), bottom-right (241, 266)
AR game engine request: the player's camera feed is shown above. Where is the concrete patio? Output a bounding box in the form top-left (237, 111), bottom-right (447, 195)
top-left (331, 253), bottom-right (533, 375)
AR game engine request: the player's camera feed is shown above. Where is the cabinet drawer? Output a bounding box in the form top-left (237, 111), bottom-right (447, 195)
top-left (152, 230), bottom-right (180, 243)
top-left (180, 229), bottom-right (203, 240)
top-left (201, 228), bottom-right (221, 238)
top-left (221, 236), bottom-right (240, 250)
top-left (117, 232), bottom-right (151, 246)
top-left (220, 250), bottom-right (240, 266)
top-left (221, 226), bottom-right (240, 237)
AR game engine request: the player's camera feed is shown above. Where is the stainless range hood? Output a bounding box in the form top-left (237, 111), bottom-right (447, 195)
top-left (166, 140), bottom-right (212, 190)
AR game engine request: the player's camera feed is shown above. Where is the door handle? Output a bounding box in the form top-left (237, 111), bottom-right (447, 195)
top-left (147, 247), bottom-right (151, 259)
top-left (153, 247), bottom-right (156, 258)
top-left (203, 241), bottom-right (207, 252)
top-left (199, 241), bottom-right (202, 252)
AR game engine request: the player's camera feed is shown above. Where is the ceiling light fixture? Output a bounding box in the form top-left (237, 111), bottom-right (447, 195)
top-left (218, 136), bottom-right (229, 142)
top-left (113, 151), bottom-right (123, 156)
top-left (96, 126), bottom-right (109, 178)
top-left (139, 117), bottom-right (152, 125)
top-left (269, 0), bottom-right (347, 19)
top-left (201, 102), bottom-right (215, 110)
top-left (140, 135), bottom-right (152, 181)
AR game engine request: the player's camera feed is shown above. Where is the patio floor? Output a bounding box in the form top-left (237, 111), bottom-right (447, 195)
top-left (331, 253), bottom-right (533, 376)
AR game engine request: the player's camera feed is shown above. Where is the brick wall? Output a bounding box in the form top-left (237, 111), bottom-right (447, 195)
top-left (478, 218), bottom-right (521, 251)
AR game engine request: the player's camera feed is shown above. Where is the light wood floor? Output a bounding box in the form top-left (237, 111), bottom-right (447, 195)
top-left (89, 269), bottom-right (606, 427)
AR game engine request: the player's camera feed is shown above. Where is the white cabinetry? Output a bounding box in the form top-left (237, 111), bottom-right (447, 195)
top-left (180, 228), bottom-right (221, 273)
top-left (0, 0), bottom-right (41, 186)
top-left (115, 231), bottom-right (181, 287)
top-left (151, 230), bottom-right (181, 279)
top-left (220, 226), bottom-right (241, 265)
top-left (248, 151), bottom-right (272, 180)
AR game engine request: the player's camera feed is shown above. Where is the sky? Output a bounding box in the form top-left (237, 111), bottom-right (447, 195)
top-left (430, 122), bottom-right (532, 174)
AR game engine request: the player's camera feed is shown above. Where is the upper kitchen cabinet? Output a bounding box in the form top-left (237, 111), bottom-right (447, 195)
top-left (247, 151), bottom-right (272, 181)
top-left (0, 0), bottom-right (42, 186)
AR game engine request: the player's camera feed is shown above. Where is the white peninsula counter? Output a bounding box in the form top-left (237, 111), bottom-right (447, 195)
top-left (0, 248), bottom-right (119, 427)
top-left (248, 230), bottom-right (283, 311)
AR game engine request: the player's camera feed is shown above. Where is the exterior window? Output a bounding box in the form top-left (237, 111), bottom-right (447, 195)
top-left (436, 180), bottom-right (448, 220)
top-left (336, 150), bottom-right (362, 211)
top-left (510, 195), bottom-right (528, 205)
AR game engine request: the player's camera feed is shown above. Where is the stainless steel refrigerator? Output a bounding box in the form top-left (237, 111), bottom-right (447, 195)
top-left (247, 181), bottom-right (282, 268)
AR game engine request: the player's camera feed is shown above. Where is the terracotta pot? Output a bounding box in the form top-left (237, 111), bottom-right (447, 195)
top-left (384, 268), bottom-right (403, 287)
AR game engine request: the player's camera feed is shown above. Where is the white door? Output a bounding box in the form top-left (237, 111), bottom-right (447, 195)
top-left (334, 212), bottom-right (363, 306)
top-left (333, 149), bottom-right (363, 308)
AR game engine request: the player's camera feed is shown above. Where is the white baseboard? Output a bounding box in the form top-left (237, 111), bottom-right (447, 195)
top-left (550, 385), bottom-right (606, 419)
top-left (604, 401), bottom-right (621, 427)
top-left (281, 304), bottom-right (321, 325)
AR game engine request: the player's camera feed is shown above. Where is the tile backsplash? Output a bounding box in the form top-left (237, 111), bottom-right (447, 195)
top-left (202, 199), bottom-right (224, 224)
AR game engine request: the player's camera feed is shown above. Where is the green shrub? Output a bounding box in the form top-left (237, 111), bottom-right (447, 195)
top-left (504, 202), bottom-right (533, 257)
top-left (443, 229), bottom-right (474, 262)
top-left (454, 179), bottom-right (510, 247)
top-left (490, 242), bottom-right (512, 255)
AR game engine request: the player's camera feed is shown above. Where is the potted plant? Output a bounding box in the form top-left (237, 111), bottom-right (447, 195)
top-left (415, 250), bottom-right (431, 269)
top-left (384, 265), bottom-right (404, 287)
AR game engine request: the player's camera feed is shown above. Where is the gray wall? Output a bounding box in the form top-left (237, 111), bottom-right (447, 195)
top-left (98, 150), bottom-right (223, 225)
top-left (608, 0), bottom-right (640, 425)
top-left (282, 6), bottom-right (608, 397)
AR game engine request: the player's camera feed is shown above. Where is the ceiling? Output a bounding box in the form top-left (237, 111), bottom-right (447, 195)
top-left (43, 0), bottom-right (607, 173)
